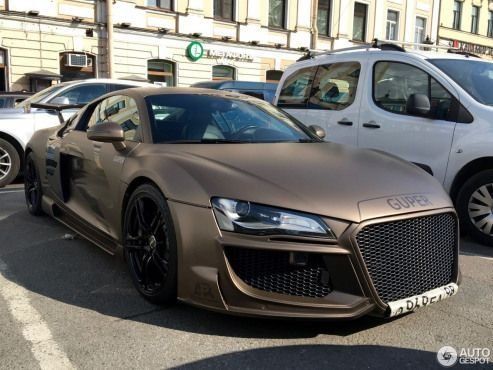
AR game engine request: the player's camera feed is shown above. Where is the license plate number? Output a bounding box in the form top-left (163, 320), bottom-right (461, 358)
top-left (387, 283), bottom-right (458, 317)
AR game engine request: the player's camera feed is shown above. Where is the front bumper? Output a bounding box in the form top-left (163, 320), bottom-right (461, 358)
top-left (169, 201), bottom-right (460, 319)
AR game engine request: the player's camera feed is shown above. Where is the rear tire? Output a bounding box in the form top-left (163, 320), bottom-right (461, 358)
top-left (0, 138), bottom-right (20, 188)
top-left (456, 169), bottom-right (493, 247)
top-left (123, 184), bottom-right (177, 305)
top-left (24, 152), bottom-right (44, 216)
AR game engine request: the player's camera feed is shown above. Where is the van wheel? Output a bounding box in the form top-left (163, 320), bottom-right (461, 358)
top-left (457, 170), bottom-right (493, 246)
top-left (0, 139), bottom-right (20, 188)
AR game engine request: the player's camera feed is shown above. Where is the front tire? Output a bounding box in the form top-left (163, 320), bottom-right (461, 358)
top-left (457, 169), bottom-right (493, 246)
top-left (0, 138), bottom-right (20, 188)
top-left (123, 184), bottom-right (177, 305)
top-left (24, 152), bottom-right (44, 216)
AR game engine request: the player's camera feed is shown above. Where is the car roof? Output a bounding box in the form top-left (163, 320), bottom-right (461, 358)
top-left (118, 87), bottom-right (258, 100)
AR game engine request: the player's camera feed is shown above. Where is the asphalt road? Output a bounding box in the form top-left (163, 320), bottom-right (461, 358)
top-left (0, 184), bottom-right (492, 369)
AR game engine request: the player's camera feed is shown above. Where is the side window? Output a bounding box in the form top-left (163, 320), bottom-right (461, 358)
top-left (50, 84), bottom-right (107, 105)
top-left (308, 62), bottom-right (360, 110)
top-left (88, 95), bottom-right (141, 142)
top-left (373, 62), bottom-right (455, 121)
top-left (277, 66), bottom-right (317, 107)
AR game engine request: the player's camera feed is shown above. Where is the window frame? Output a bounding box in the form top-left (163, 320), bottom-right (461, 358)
top-left (214, 0), bottom-right (235, 22)
top-left (471, 5), bottom-right (480, 34)
top-left (147, 59), bottom-right (176, 87)
top-left (353, 2), bottom-right (368, 42)
top-left (212, 65), bottom-right (236, 81)
top-left (453, 0), bottom-right (462, 30)
top-left (317, 0), bottom-right (332, 37)
top-left (414, 17), bottom-right (427, 43)
top-left (268, 0), bottom-right (287, 29)
top-left (146, 0), bottom-right (173, 10)
top-left (266, 70), bottom-right (283, 83)
top-left (371, 60), bottom-right (461, 122)
top-left (386, 10), bottom-right (399, 41)
top-left (277, 66), bottom-right (318, 108)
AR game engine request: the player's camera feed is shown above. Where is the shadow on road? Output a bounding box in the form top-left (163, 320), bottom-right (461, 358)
top-left (170, 344), bottom-right (441, 369)
top-left (0, 209), bottom-right (395, 339)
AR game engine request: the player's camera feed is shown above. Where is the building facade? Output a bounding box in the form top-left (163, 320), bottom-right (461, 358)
top-left (438, 0), bottom-right (493, 58)
top-left (0, 0), bottom-right (440, 92)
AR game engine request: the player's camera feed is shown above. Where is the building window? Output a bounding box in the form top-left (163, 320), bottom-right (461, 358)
top-left (147, 59), bottom-right (175, 86)
top-left (386, 10), bottom-right (399, 40)
top-left (269, 0), bottom-right (286, 29)
top-left (353, 3), bottom-right (367, 42)
top-left (59, 52), bottom-right (96, 82)
top-left (214, 0), bottom-right (234, 21)
top-left (453, 0), bottom-right (462, 30)
top-left (0, 49), bottom-right (6, 92)
top-left (266, 70), bottom-right (283, 82)
top-left (471, 6), bottom-right (480, 34)
top-left (213, 65), bottom-right (235, 80)
top-left (488, 11), bottom-right (493, 37)
top-left (415, 17), bottom-right (426, 43)
top-left (146, 0), bottom-right (172, 9)
top-left (317, 0), bottom-right (331, 36)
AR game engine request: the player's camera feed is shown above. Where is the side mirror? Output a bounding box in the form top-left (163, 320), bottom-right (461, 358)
top-left (406, 94), bottom-right (430, 116)
top-left (308, 124), bottom-right (326, 139)
top-left (50, 96), bottom-right (70, 105)
top-left (87, 122), bottom-right (126, 151)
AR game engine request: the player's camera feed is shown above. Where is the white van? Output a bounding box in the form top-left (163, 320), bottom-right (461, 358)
top-left (274, 44), bottom-right (493, 246)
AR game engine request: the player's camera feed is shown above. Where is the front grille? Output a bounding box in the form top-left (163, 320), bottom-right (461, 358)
top-left (355, 213), bottom-right (457, 303)
top-left (225, 247), bottom-right (331, 298)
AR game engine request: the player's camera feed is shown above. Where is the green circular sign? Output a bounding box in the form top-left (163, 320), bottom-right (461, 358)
top-left (187, 41), bottom-right (204, 61)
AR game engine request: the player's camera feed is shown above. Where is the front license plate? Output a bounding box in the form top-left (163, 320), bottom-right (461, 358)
top-left (387, 283), bottom-right (458, 317)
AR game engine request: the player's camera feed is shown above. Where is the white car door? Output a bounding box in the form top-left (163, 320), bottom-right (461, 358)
top-left (357, 55), bottom-right (459, 183)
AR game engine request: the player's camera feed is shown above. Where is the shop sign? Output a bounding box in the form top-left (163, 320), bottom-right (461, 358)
top-left (449, 39), bottom-right (493, 56)
top-left (206, 49), bottom-right (254, 61)
top-left (186, 41), bottom-right (204, 61)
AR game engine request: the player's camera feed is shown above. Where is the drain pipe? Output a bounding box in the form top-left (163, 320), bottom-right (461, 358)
top-left (106, 0), bottom-right (114, 78)
top-left (311, 0), bottom-right (318, 50)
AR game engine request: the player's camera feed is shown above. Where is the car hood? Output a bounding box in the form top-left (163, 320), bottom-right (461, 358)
top-left (137, 142), bottom-right (452, 222)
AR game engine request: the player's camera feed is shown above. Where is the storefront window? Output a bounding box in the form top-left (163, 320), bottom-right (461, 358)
top-left (147, 59), bottom-right (175, 86)
top-left (353, 3), bottom-right (367, 42)
top-left (317, 0), bottom-right (331, 36)
top-left (212, 65), bottom-right (235, 80)
top-left (214, 0), bottom-right (234, 21)
top-left (386, 10), bottom-right (399, 41)
top-left (59, 52), bottom-right (96, 82)
top-left (269, 0), bottom-right (286, 29)
top-left (147, 0), bottom-right (172, 9)
top-left (266, 70), bottom-right (283, 82)
top-left (0, 49), bottom-right (6, 92)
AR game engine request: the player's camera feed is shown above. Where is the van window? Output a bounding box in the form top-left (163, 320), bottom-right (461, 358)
top-left (308, 62), bottom-right (360, 110)
top-left (277, 66), bottom-right (317, 108)
top-left (373, 61), bottom-right (455, 121)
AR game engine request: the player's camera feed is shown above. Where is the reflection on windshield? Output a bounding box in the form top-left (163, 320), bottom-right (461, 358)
top-left (146, 94), bottom-right (315, 144)
top-left (16, 83), bottom-right (67, 108)
top-left (429, 59), bottom-right (493, 106)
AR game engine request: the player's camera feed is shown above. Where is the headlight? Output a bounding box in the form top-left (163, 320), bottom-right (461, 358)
top-left (211, 198), bottom-right (335, 239)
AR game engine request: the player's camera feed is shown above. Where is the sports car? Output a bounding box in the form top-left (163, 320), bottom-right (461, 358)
top-left (24, 88), bottom-right (460, 319)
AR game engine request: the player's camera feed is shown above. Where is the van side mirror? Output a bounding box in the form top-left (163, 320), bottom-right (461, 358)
top-left (308, 125), bottom-right (326, 139)
top-left (87, 122), bottom-right (126, 151)
top-left (406, 94), bottom-right (430, 116)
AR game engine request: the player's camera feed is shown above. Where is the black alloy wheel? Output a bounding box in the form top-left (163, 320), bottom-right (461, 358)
top-left (123, 184), bottom-right (177, 304)
top-left (24, 152), bottom-right (43, 216)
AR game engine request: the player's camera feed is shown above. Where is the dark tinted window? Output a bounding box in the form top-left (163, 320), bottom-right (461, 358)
top-left (146, 94), bottom-right (313, 143)
top-left (214, 0), bottom-right (234, 20)
top-left (277, 66), bottom-right (317, 107)
top-left (269, 0), bottom-right (286, 28)
top-left (50, 84), bottom-right (107, 105)
top-left (374, 61), bottom-right (454, 120)
top-left (308, 62), bottom-right (360, 110)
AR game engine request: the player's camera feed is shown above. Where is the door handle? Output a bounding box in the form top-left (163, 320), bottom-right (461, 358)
top-left (337, 120), bottom-right (353, 126)
top-left (362, 122), bottom-right (381, 129)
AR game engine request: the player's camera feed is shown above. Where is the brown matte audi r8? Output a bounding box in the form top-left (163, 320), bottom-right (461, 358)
top-left (24, 87), bottom-right (460, 319)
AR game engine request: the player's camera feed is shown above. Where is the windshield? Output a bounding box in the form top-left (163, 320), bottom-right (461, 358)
top-left (429, 59), bottom-right (493, 106)
top-left (146, 94), bottom-right (316, 143)
top-left (16, 83), bottom-right (68, 108)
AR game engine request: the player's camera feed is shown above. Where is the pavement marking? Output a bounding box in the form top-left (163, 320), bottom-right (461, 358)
top-left (0, 189), bottom-right (24, 194)
top-left (0, 258), bottom-right (76, 370)
top-left (461, 251), bottom-right (493, 261)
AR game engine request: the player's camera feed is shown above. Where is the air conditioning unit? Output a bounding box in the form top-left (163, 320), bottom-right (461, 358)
top-left (65, 53), bottom-right (88, 67)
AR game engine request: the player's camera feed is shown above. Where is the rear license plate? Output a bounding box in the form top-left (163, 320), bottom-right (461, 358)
top-left (387, 283), bottom-right (458, 317)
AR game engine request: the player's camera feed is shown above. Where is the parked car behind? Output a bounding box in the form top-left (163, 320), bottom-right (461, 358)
top-left (0, 91), bottom-right (32, 109)
top-left (0, 78), bottom-right (153, 187)
top-left (191, 80), bottom-right (278, 103)
top-left (275, 44), bottom-right (493, 246)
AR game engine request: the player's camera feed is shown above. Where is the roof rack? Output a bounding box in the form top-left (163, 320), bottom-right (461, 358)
top-left (446, 49), bottom-right (481, 58)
